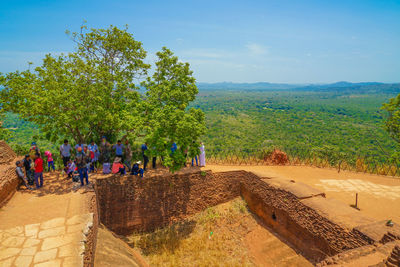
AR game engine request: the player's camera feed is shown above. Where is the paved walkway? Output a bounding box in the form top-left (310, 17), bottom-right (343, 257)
top-left (204, 165), bottom-right (400, 223)
top-left (0, 172), bottom-right (94, 267)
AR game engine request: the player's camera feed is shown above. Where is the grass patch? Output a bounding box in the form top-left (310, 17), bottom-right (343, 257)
top-left (127, 197), bottom-right (253, 267)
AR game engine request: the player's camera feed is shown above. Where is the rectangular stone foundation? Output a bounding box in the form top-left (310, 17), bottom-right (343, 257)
top-left (95, 170), bottom-right (247, 235)
top-left (94, 170), bottom-right (386, 264)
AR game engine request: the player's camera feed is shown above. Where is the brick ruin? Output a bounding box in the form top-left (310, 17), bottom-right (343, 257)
top-left (94, 169), bottom-right (400, 265)
top-left (0, 141), bottom-right (20, 207)
top-left (95, 170), bottom-right (243, 234)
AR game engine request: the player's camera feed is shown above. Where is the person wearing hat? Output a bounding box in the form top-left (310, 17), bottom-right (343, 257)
top-left (29, 142), bottom-right (40, 160)
top-left (75, 146), bottom-right (89, 186)
top-left (130, 161), bottom-right (144, 178)
top-left (112, 157), bottom-right (126, 175)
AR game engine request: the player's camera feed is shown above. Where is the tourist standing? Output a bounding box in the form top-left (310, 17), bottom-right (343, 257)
top-left (75, 147), bottom-right (89, 186)
top-left (88, 140), bottom-right (99, 172)
top-left (60, 139), bottom-right (71, 167)
top-left (23, 155), bottom-right (34, 185)
top-left (124, 140), bottom-right (132, 172)
top-left (171, 142), bottom-right (177, 153)
top-left (141, 143), bottom-right (149, 171)
top-left (44, 151), bottom-right (55, 172)
top-left (75, 142), bottom-right (85, 154)
top-left (99, 137), bottom-right (111, 164)
top-left (83, 145), bottom-right (91, 172)
top-left (34, 152), bottom-right (44, 188)
top-left (29, 142), bottom-right (40, 160)
top-left (152, 155), bottom-right (157, 169)
top-left (113, 140), bottom-right (124, 160)
top-left (192, 155), bottom-right (198, 167)
top-left (199, 142), bottom-right (206, 167)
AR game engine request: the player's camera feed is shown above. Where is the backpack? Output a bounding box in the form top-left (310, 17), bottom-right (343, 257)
top-left (72, 172), bottom-right (80, 182)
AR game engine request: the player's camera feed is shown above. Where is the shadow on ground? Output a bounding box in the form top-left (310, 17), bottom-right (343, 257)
top-left (19, 171), bottom-right (94, 197)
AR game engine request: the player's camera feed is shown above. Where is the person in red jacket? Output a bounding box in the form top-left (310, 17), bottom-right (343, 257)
top-left (34, 152), bottom-right (44, 188)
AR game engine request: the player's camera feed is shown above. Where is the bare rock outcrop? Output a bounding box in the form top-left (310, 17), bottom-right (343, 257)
top-left (0, 140), bottom-right (16, 164)
top-left (0, 141), bottom-right (20, 207)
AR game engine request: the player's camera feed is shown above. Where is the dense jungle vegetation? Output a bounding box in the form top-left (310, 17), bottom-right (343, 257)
top-left (3, 84), bottom-right (400, 162)
top-left (190, 86), bottom-right (400, 162)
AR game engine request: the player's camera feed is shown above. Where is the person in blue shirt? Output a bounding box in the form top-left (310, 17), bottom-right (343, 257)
top-left (171, 142), bottom-right (177, 153)
top-left (112, 140), bottom-right (124, 161)
top-left (141, 143), bottom-right (149, 171)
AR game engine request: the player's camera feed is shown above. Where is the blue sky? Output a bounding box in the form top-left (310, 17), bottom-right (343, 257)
top-left (1, 0), bottom-right (399, 83)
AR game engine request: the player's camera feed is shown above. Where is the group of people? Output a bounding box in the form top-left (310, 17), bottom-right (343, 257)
top-left (15, 137), bottom-right (206, 190)
top-left (60, 137), bottom-right (138, 185)
top-left (15, 142), bottom-right (44, 190)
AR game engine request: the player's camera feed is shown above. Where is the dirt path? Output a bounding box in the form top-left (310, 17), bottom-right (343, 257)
top-left (0, 172), bottom-right (94, 267)
top-left (204, 165), bottom-right (400, 224)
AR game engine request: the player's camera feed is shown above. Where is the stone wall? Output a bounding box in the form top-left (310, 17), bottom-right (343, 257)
top-left (0, 165), bottom-right (20, 207)
top-left (95, 170), bottom-right (246, 235)
top-left (240, 174), bottom-right (373, 263)
top-left (0, 141), bottom-right (19, 208)
top-left (0, 140), bottom-right (16, 165)
top-left (95, 169), bottom-right (383, 264)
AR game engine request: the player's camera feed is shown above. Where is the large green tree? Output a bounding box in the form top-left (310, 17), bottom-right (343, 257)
top-left (0, 24), bottom-right (205, 171)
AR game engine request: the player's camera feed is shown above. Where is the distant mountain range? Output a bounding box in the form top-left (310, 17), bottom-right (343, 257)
top-left (197, 81), bottom-right (400, 93)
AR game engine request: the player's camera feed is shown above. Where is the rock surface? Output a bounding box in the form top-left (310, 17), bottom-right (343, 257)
top-left (0, 213), bottom-right (93, 267)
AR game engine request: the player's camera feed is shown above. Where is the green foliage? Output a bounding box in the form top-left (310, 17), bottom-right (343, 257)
top-left (0, 24), bottom-right (149, 144)
top-left (141, 47), bottom-right (206, 172)
top-left (0, 112), bottom-right (12, 141)
top-left (0, 24), bottom-right (205, 172)
top-left (382, 94), bottom-right (400, 143)
top-left (190, 90), bottom-right (398, 161)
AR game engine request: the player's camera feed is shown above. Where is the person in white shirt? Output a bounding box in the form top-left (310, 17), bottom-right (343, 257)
top-left (60, 139), bottom-right (72, 167)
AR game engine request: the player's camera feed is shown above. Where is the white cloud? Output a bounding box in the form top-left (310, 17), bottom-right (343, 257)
top-left (245, 43), bottom-right (268, 56)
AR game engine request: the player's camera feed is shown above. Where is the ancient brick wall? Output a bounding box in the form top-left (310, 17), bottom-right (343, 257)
top-left (95, 169), bottom-right (376, 264)
top-left (0, 164), bottom-right (20, 207)
top-left (0, 140), bottom-right (16, 165)
top-left (0, 141), bottom-right (19, 208)
top-left (95, 170), bottom-right (247, 235)
top-left (240, 175), bottom-right (373, 263)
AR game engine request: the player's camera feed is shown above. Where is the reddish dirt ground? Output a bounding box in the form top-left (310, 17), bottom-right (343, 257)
top-left (204, 165), bottom-right (400, 225)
